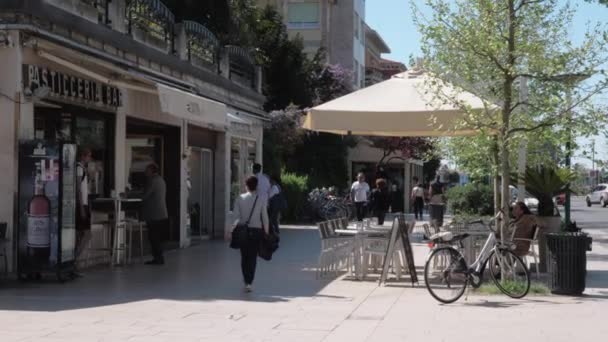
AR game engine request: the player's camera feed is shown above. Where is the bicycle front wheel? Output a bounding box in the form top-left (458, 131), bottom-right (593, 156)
top-left (424, 247), bottom-right (468, 304)
top-left (488, 249), bottom-right (530, 299)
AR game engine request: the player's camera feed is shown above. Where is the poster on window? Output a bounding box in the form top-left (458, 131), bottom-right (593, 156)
top-left (60, 144), bottom-right (77, 263)
top-left (18, 140), bottom-right (60, 272)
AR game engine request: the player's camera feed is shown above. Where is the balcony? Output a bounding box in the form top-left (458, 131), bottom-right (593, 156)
top-left (225, 45), bottom-right (256, 90)
top-left (44, 0), bottom-right (109, 24)
top-left (126, 0), bottom-right (175, 53)
top-left (184, 21), bottom-right (219, 70)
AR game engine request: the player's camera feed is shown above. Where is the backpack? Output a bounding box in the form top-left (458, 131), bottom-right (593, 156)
top-left (270, 185), bottom-right (288, 211)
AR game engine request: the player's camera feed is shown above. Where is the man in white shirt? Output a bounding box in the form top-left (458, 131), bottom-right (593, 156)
top-left (253, 163), bottom-right (271, 203)
top-left (351, 173), bottom-right (370, 221)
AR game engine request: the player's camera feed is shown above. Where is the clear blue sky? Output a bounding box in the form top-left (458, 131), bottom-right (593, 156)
top-left (366, 0), bottom-right (608, 168)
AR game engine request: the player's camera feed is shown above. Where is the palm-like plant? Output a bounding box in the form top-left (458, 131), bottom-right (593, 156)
top-left (523, 166), bottom-right (575, 217)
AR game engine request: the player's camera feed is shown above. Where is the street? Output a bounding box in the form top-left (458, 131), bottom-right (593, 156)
top-left (0, 198), bottom-right (607, 342)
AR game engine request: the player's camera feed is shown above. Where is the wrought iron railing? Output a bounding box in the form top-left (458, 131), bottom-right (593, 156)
top-left (126, 0), bottom-right (174, 48)
top-left (78, 0), bottom-right (109, 23)
top-left (184, 20), bottom-right (219, 67)
top-left (226, 45), bottom-right (256, 89)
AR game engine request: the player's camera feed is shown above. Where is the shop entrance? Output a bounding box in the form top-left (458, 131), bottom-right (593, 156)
top-left (126, 119), bottom-right (181, 247)
top-left (188, 148), bottom-right (214, 239)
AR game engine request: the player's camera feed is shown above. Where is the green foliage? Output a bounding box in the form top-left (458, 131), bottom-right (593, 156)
top-left (287, 133), bottom-right (349, 190)
top-left (423, 158), bottom-right (442, 183)
top-left (446, 183), bottom-right (494, 216)
top-left (523, 165), bottom-right (575, 216)
top-left (415, 0), bottom-right (608, 225)
top-left (476, 282), bottom-right (549, 295)
top-left (280, 171), bottom-right (309, 222)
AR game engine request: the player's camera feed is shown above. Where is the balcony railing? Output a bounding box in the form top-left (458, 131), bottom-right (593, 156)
top-left (126, 0), bottom-right (174, 50)
top-left (184, 20), bottom-right (219, 68)
top-left (226, 45), bottom-right (256, 89)
top-left (79, 0), bottom-right (108, 23)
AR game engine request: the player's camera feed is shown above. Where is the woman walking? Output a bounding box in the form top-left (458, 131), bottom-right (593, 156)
top-left (370, 178), bottom-right (390, 225)
top-left (231, 176), bottom-right (269, 292)
top-left (411, 181), bottom-right (425, 220)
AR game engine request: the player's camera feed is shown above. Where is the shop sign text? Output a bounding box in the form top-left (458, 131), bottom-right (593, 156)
top-left (23, 64), bottom-right (122, 107)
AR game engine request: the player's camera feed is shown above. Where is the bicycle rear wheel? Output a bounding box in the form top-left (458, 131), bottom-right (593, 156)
top-left (488, 249), bottom-right (530, 299)
top-left (424, 247), bottom-right (468, 304)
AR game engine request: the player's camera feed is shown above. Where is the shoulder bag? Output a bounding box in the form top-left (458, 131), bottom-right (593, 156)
top-left (229, 195), bottom-right (258, 249)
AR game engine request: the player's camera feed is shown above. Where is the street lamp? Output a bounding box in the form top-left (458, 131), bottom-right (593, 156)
top-left (551, 73), bottom-right (591, 225)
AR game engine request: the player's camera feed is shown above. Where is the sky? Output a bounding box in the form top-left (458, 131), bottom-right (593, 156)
top-left (366, 0), bottom-right (608, 169)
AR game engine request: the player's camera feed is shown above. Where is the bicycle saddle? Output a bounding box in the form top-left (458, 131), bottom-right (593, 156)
top-left (429, 231), bottom-right (470, 243)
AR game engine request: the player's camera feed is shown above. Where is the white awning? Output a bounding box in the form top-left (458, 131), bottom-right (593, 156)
top-left (157, 83), bottom-right (227, 130)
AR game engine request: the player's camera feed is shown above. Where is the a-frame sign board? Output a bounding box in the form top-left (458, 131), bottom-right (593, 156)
top-left (379, 215), bottom-right (418, 286)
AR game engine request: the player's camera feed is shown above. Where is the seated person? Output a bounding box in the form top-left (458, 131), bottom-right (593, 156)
top-left (497, 201), bottom-right (538, 257)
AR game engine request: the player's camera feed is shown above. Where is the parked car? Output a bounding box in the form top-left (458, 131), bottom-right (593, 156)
top-left (585, 184), bottom-right (608, 207)
top-left (509, 185), bottom-right (539, 210)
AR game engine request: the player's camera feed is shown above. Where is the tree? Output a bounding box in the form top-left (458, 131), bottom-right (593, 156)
top-left (262, 106), bottom-right (304, 178)
top-left (368, 137), bottom-right (436, 166)
top-left (415, 0), bottom-right (608, 230)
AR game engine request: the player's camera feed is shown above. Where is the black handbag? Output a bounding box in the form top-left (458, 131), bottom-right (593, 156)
top-left (229, 195), bottom-right (258, 249)
top-left (258, 233), bottom-right (279, 261)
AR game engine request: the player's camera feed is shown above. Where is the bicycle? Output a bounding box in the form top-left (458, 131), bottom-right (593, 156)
top-left (423, 213), bottom-right (530, 304)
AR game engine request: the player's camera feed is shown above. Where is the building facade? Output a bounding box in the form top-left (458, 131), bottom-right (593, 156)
top-left (257, 0), bottom-right (367, 88)
top-left (0, 0), bottom-right (266, 273)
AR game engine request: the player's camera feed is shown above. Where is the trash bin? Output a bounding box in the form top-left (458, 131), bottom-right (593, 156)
top-left (546, 232), bottom-right (592, 295)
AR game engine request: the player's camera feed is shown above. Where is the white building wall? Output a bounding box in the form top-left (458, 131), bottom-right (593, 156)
top-left (0, 31), bottom-right (22, 272)
top-left (354, 0), bottom-right (366, 87)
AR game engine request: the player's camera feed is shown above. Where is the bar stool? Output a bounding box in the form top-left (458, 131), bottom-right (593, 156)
top-left (125, 217), bottom-right (146, 264)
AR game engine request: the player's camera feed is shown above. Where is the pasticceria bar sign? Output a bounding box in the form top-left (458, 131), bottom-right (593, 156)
top-left (23, 64), bottom-right (122, 107)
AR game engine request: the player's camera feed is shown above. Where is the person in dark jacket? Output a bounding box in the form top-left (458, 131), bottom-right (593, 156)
top-left (370, 178), bottom-right (391, 225)
top-left (141, 163), bottom-right (168, 265)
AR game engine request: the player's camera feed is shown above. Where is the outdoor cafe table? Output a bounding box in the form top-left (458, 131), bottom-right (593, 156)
top-left (335, 222), bottom-right (392, 280)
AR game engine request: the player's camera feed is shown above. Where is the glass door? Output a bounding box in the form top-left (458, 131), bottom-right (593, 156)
top-left (188, 148), bottom-right (213, 239)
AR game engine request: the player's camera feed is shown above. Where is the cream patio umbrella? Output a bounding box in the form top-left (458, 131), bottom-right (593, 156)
top-left (302, 70), bottom-right (491, 137)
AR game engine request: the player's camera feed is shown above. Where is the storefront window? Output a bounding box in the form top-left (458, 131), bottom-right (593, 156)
top-left (247, 140), bottom-right (257, 176)
top-left (34, 107), bottom-right (112, 198)
top-left (75, 117), bottom-right (107, 197)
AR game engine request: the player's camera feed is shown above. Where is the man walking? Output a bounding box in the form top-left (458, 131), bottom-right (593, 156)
top-left (253, 163), bottom-right (271, 204)
top-left (141, 163), bottom-right (168, 265)
top-left (351, 173), bottom-right (370, 221)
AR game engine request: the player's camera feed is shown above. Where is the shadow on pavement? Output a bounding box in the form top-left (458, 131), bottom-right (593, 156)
top-left (0, 227), bottom-right (332, 312)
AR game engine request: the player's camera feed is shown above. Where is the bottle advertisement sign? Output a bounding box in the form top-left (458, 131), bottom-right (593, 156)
top-left (18, 140), bottom-right (62, 271)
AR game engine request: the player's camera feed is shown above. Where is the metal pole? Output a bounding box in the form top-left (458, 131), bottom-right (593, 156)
top-left (565, 89), bottom-right (572, 225)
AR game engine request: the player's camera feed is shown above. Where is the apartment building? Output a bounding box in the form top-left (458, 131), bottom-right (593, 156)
top-left (258, 0), bottom-right (367, 88)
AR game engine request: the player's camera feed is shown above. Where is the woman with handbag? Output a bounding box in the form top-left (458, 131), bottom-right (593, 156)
top-left (230, 176), bottom-right (269, 293)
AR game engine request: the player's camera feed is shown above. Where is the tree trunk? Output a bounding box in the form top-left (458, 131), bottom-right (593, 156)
top-left (492, 137), bottom-right (501, 213)
top-left (500, 0), bottom-right (517, 240)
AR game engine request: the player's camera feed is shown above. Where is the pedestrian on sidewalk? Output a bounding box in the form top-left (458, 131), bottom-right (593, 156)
top-left (411, 180), bottom-right (425, 220)
top-left (141, 163), bottom-right (168, 265)
top-left (232, 176), bottom-right (269, 292)
top-left (268, 175), bottom-right (286, 237)
top-left (253, 163), bottom-right (271, 204)
top-left (351, 173), bottom-right (370, 221)
top-left (370, 178), bottom-right (390, 225)
top-left (428, 176), bottom-right (446, 228)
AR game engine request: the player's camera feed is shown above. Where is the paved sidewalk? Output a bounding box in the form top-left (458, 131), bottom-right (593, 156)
top-left (1, 218), bottom-right (607, 341)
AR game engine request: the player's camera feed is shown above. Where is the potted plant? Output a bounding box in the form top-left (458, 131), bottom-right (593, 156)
top-left (522, 165), bottom-right (575, 272)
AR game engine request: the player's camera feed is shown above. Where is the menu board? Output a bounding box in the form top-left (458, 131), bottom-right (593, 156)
top-left (379, 215), bottom-right (418, 286)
